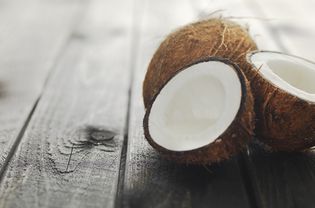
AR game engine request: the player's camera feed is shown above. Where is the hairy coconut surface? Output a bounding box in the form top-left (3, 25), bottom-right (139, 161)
top-left (143, 18), bottom-right (258, 107)
top-left (247, 51), bottom-right (315, 151)
top-left (143, 58), bottom-right (254, 164)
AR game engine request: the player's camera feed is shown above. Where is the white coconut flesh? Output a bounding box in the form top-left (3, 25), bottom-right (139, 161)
top-left (250, 51), bottom-right (315, 102)
top-left (148, 61), bottom-right (242, 151)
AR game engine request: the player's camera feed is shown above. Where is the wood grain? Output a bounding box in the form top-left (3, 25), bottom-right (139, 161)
top-left (0, 0), bottom-right (313, 207)
top-left (0, 0), bottom-right (83, 170)
top-left (122, 0), bottom-right (265, 207)
top-left (0, 0), bottom-right (134, 207)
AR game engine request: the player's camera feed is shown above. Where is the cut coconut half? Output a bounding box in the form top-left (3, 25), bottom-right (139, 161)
top-left (251, 51), bottom-right (315, 102)
top-left (144, 58), bottom-right (254, 164)
top-left (247, 51), bottom-right (315, 151)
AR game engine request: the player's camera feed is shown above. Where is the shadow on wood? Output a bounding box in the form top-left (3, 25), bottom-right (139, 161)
top-left (246, 142), bottom-right (315, 208)
top-left (124, 152), bottom-right (251, 208)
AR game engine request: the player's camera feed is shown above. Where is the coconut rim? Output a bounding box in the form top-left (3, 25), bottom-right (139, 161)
top-left (246, 50), bottom-right (315, 104)
top-left (143, 57), bottom-right (250, 154)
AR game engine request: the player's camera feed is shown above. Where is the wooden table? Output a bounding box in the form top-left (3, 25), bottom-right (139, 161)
top-left (0, 0), bottom-right (314, 207)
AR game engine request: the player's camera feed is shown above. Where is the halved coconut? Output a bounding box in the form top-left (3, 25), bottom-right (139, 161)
top-left (247, 51), bottom-right (315, 151)
top-left (143, 58), bottom-right (254, 164)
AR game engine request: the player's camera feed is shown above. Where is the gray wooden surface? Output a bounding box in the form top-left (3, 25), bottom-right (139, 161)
top-left (0, 0), bottom-right (83, 171)
top-left (0, 0), bottom-right (314, 207)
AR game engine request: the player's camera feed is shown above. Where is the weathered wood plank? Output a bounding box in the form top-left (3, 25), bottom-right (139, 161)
top-left (122, 1), bottom-right (266, 207)
top-left (0, 0), bottom-right (133, 207)
top-left (241, 0), bottom-right (315, 207)
top-left (0, 0), bottom-right (83, 170)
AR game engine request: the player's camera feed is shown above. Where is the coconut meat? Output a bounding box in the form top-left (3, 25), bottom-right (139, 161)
top-left (148, 61), bottom-right (242, 151)
top-left (251, 51), bottom-right (315, 102)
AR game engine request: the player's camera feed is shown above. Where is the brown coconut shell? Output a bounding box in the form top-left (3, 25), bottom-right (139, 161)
top-left (143, 57), bottom-right (255, 164)
top-left (246, 51), bottom-right (315, 151)
top-left (143, 18), bottom-right (258, 108)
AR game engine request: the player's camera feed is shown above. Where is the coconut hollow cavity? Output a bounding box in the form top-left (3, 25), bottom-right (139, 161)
top-left (144, 58), bottom-right (254, 164)
top-left (247, 51), bottom-right (315, 151)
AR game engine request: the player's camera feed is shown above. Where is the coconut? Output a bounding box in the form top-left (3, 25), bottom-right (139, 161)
top-left (142, 18), bottom-right (258, 164)
top-left (143, 18), bottom-right (258, 108)
top-left (143, 58), bottom-right (255, 164)
top-left (246, 51), bottom-right (315, 151)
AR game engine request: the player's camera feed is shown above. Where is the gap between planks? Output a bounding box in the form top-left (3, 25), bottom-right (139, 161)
top-left (2, 1), bottom-right (132, 207)
top-left (122, 0), bottom-right (258, 208)
top-left (0, 0), bottom-right (87, 175)
top-left (115, 0), bottom-right (144, 206)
